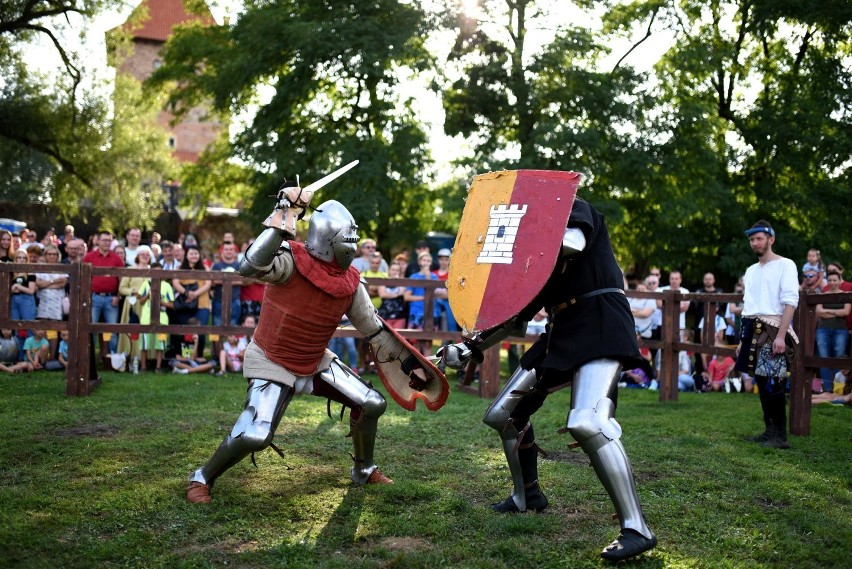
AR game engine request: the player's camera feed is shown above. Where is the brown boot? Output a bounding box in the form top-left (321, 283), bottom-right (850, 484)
top-left (367, 469), bottom-right (393, 484)
top-left (187, 481), bottom-right (212, 503)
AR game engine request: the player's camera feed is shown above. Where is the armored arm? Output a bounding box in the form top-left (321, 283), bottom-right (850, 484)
top-left (240, 227), bottom-right (288, 278)
top-left (263, 184), bottom-right (315, 239)
top-left (439, 317), bottom-right (528, 370)
top-left (348, 283), bottom-right (449, 411)
top-left (240, 184), bottom-right (313, 279)
top-left (347, 283), bottom-right (425, 387)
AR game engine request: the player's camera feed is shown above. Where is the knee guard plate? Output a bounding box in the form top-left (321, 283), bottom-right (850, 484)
top-left (566, 397), bottom-right (622, 453)
top-left (483, 368), bottom-right (538, 436)
top-left (229, 405), bottom-right (275, 451)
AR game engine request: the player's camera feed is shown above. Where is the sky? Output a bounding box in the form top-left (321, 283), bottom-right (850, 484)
top-left (24, 0), bottom-right (673, 183)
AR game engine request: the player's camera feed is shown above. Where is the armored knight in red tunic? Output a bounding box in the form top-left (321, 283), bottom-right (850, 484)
top-left (187, 182), bottom-right (447, 504)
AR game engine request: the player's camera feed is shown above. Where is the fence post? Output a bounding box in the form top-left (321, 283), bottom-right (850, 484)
top-left (659, 289), bottom-right (678, 401)
top-left (790, 292), bottom-right (812, 436)
top-left (65, 261), bottom-right (98, 396)
top-left (479, 346), bottom-right (502, 399)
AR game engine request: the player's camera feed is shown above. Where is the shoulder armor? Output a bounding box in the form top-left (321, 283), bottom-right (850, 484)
top-left (561, 227), bottom-right (587, 256)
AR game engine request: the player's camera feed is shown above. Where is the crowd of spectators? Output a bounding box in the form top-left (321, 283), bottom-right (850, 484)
top-left (1, 225), bottom-right (258, 375)
top-left (2, 224), bottom-right (849, 395)
top-left (624, 257), bottom-right (851, 397)
top-left (1, 226), bottom-right (464, 376)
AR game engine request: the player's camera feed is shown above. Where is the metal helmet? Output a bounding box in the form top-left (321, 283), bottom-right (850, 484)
top-left (305, 200), bottom-right (359, 269)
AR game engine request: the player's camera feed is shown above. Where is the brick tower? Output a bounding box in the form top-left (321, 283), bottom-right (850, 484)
top-left (109, 0), bottom-right (221, 164)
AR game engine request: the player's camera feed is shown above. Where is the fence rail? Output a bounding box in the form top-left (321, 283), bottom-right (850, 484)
top-left (2, 263), bottom-right (850, 435)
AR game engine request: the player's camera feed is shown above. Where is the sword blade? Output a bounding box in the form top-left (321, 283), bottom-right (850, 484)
top-left (302, 160), bottom-right (360, 193)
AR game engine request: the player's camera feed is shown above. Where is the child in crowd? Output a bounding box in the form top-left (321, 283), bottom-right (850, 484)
top-left (172, 319), bottom-right (216, 374)
top-left (833, 368), bottom-right (849, 395)
top-left (701, 331), bottom-right (736, 392)
top-left (0, 329), bottom-right (20, 373)
top-left (802, 248), bottom-right (825, 285)
top-left (620, 366), bottom-right (652, 389)
top-left (56, 330), bottom-right (69, 369)
top-left (137, 279), bottom-right (174, 373)
top-left (4, 329), bottom-right (50, 373)
top-left (241, 314), bottom-right (256, 340)
top-left (677, 330), bottom-right (696, 392)
top-left (217, 332), bottom-right (248, 376)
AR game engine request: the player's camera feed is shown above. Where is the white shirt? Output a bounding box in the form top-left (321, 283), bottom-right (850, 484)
top-left (742, 257), bottom-right (799, 317)
top-left (124, 246), bottom-right (139, 267)
top-left (724, 302), bottom-right (738, 336)
top-left (659, 285), bottom-right (690, 328)
top-left (160, 259), bottom-right (181, 270)
top-left (629, 297), bottom-right (656, 337)
top-left (698, 314), bottom-right (727, 334)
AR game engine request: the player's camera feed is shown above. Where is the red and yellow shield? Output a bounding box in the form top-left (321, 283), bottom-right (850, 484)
top-left (447, 170), bottom-right (580, 336)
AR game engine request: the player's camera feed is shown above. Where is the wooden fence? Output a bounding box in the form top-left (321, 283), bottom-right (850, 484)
top-left (2, 263), bottom-right (850, 436)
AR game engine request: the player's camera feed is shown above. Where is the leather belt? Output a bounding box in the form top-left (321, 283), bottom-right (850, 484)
top-left (549, 288), bottom-right (624, 314)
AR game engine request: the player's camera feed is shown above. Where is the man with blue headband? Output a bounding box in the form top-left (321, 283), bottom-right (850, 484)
top-left (734, 220), bottom-right (799, 449)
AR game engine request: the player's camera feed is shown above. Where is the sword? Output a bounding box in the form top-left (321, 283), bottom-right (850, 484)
top-left (302, 159), bottom-right (360, 193)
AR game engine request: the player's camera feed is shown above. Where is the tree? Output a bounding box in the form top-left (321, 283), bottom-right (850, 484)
top-left (592, 0), bottom-right (852, 280)
top-left (0, 0), bottom-right (180, 229)
top-left (149, 0), bottom-right (440, 250)
top-left (442, 0), bottom-right (851, 283)
top-left (442, 4), bottom-right (651, 203)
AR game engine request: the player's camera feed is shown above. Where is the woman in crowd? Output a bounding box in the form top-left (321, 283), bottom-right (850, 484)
top-left (114, 244), bottom-right (128, 267)
top-left (137, 265), bottom-right (174, 373)
top-left (172, 245), bottom-right (212, 359)
top-left (677, 342), bottom-right (696, 392)
top-left (26, 243), bottom-right (43, 264)
top-left (630, 280), bottom-right (656, 340)
top-left (35, 245), bottom-right (67, 355)
top-left (815, 270), bottom-right (851, 393)
top-left (0, 229), bottom-right (15, 262)
top-left (377, 262), bottom-right (407, 329)
top-left (117, 246), bottom-right (154, 364)
top-left (9, 249), bottom-right (37, 359)
top-left (404, 251), bottom-right (439, 355)
top-left (404, 251), bottom-right (439, 330)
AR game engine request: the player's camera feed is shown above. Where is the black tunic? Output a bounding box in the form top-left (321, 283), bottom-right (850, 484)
top-left (518, 199), bottom-right (641, 372)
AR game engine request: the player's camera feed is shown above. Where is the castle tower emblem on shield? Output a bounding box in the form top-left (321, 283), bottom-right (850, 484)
top-left (476, 204), bottom-right (528, 264)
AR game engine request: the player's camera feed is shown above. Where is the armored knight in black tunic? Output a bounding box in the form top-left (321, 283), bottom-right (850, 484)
top-left (441, 198), bottom-right (657, 562)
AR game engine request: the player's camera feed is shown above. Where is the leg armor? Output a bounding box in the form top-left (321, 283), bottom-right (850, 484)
top-left (482, 366), bottom-right (547, 512)
top-left (566, 359), bottom-right (655, 545)
top-left (314, 358), bottom-right (388, 484)
top-left (190, 379), bottom-right (293, 487)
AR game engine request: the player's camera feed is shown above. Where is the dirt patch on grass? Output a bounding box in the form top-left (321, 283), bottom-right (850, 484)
top-left (364, 536), bottom-right (433, 554)
top-left (55, 424), bottom-right (119, 437)
top-left (755, 496), bottom-right (790, 509)
top-left (542, 450), bottom-right (589, 466)
top-left (172, 538), bottom-right (260, 557)
top-left (634, 470), bottom-right (664, 483)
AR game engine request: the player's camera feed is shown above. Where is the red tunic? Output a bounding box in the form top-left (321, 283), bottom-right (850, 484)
top-left (253, 242), bottom-right (360, 376)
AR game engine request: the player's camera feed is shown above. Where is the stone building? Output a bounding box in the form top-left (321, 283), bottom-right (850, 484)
top-left (109, 0), bottom-right (220, 165)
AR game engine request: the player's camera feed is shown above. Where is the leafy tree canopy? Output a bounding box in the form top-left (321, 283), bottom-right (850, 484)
top-left (0, 0), bottom-right (180, 230)
top-left (595, 0), bottom-right (852, 280)
top-left (442, 0), bottom-right (851, 284)
top-left (149, 0), bottom-right (440, 250)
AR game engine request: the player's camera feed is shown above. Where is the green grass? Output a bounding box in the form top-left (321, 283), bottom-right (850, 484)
top-left (0, 371), bottom-right (849, 568)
